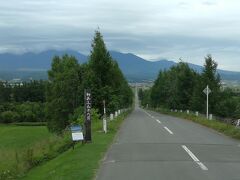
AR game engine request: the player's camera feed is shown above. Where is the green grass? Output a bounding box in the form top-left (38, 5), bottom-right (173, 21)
top-left (0, 124), bottom-right (51, 149)
top-left (151, 108), bottom-right (240, 140)
top-left (0, 124), bottom-right (72, 179)
top-left (22, 111), bottom-right (130, 180)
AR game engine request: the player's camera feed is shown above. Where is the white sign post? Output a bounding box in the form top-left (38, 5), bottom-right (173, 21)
top-left (203, 85), bottom-right (211, 119)
top-left (103, 100), bottom-right (107, 133)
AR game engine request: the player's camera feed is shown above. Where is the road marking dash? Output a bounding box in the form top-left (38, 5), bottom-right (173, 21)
top-left (104, 160), bottom-right (115, 164)
top-left (164, 126), bottom-right (173, 135)
top-left (156, 119), bottom-right (162, 124)
top-left (182, 145), bottom-right (208, 171)
top-left (196, 162), bottom-right (208, 171)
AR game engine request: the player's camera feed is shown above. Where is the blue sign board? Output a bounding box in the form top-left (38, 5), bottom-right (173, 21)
top-left (70, 125), bottom-right (82, 132)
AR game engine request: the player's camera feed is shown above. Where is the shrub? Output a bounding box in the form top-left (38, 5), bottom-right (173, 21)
top-left (0, 111), bottom-right (20, 123)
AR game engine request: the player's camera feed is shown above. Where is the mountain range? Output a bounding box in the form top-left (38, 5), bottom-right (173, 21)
top-left (0, 50), bottom-right (239, 82)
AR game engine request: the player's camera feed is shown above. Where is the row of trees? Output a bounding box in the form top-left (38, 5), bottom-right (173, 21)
top-left (0, 81), bottom-right (46, 123)
top-left (0, 102), bottom-right (45, 123)
top-left (46, 31), bottom-right (133, 133)
top-left (0, 80), bottom-right (46, 103)
top-left (139, 55), bottom-right (240, 118)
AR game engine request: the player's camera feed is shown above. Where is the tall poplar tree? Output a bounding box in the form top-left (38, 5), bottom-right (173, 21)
top-left (46, 55), bottom-right (82, 133)
top-left (87, 30), bottom-right (133, 114)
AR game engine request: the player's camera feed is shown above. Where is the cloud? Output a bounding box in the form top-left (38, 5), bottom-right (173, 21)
top-left (0, 0), bottom-right (240, 70)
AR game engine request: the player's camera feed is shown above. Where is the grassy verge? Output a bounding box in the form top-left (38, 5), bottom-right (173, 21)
top-left (149, 108), bottom-right (240, 140)
top-left (21, 110), bottom-right (131, 180)
top-left (0, 125), bottom-right (72, 179)
top-left (10, 122), bottom-right (47, 126)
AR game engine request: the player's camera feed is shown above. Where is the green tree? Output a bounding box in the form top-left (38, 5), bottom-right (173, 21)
top-left (150, 62), bottom-right (197, 109)
top-left (86, 30), bottom-right (133, 114)
top-left (46, 55), bottom-right (82, 133)
top-left (0, 82), bottom-right (11, 103)
top-left (191, 55), bottom-right (221, 113)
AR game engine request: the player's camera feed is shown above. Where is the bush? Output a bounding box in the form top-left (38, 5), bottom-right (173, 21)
top-left (70, 108), bottom-right (101, 132)
top-left (0, 111), bottom-right (20, 123)
top-left (16, 102), bottom-right (45, 122)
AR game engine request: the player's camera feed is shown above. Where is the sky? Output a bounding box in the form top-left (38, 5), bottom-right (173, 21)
top-left (0, 0), bottom-right (240, 71)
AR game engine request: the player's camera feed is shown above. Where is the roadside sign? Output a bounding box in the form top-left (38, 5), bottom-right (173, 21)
top-left (84, 89), bottom-right (92, 142)
top-left (203, 85), bottom-right (211, 119)
top-left (203, 86), bottom-right (211, 95)
top-left (71, 125), bottom-right (84, 141)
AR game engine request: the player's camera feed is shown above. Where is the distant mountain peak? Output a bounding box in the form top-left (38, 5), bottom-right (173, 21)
top-left (0, 50), bottom-right (240, 82)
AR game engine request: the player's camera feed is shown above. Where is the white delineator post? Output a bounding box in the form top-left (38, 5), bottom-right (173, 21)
top-left (209, 114), bottom-right (213, 120)
top-left (103, 100), bottom-right (107, 133)
top-left (196, 111), bottom-right (199, 117)
top-left (187, 110), bottom-right (190, 114)
top-left (110, 113), bottom-right (114, 121)
top-left (236, 119), bottom-right (240, 127)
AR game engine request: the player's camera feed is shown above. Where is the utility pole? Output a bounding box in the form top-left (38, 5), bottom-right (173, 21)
top-left (203, 85), bottom-right (211, 119)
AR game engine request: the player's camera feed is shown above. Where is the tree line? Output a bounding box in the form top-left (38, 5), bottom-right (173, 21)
top-left (139, 55), bottom-right (240, 119)
top-left (0, 81), bottom-right (46, 123)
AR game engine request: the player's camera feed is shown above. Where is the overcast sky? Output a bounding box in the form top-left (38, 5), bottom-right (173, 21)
top-left (0, 0), bottom-right (240, 71)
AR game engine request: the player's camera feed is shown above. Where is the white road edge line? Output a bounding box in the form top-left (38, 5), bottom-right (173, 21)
top-left (182, 145), bottom-right (208, 171)
top-left (156, 119), bottom-right (162, 124)
top-left (164, 126), bottom-right (174, 135)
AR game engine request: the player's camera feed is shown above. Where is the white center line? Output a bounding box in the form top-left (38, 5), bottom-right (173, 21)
top-left (156, 119), bottom-right (162, 124)
top-left (182, 145), bottom-right (208, 171)
top-left (164, 126), bottom-right (174, 135)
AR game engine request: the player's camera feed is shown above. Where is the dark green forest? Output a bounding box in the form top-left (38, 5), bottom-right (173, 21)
top-left (0, 31), bottom-right (133, 133)
top-left (139, 55), bottom-right (240, 119)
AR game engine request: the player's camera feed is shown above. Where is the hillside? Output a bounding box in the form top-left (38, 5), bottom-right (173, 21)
top-left (0, 50), bottom-right (240, 82)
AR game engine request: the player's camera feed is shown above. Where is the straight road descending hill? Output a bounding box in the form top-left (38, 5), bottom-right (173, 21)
top-left (96, 94), bottom-right (240, 179)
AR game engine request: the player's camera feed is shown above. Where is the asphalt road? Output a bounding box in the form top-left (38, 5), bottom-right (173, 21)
top-left (96, 95), bottom-right (240, 180)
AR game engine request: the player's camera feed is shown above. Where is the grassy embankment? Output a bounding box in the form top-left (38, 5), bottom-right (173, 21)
top-left (150, 108), bottom-right (240, 140)
top-left (0, 124), bottom-right (72, 179)
top-left (22, 110), bottom-right (131, 180)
